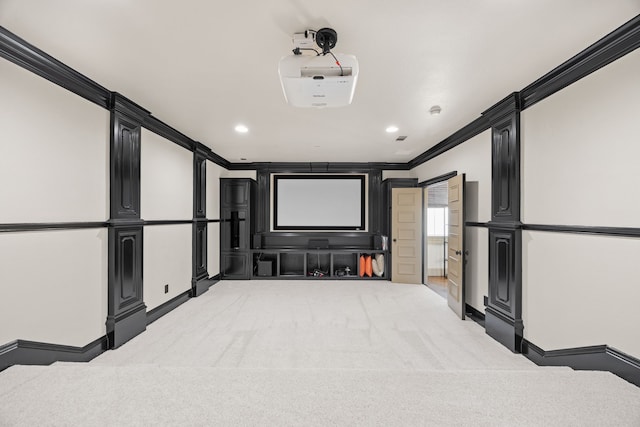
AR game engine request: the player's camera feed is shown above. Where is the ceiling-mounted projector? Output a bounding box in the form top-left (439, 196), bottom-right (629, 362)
top-left (278, 28), bottom-right (359, 108)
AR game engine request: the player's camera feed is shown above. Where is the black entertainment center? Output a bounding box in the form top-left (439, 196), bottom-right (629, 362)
top-left (220, 173), bottom-right (392, 280)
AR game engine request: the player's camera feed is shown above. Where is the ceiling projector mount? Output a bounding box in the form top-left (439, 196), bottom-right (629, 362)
top-left (292, 28), bottom-right (338, 55)
top-left (279, 28), bottom-right (359, 108)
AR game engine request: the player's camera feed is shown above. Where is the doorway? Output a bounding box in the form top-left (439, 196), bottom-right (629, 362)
top-left (424, 181), bottom-right (449, 299)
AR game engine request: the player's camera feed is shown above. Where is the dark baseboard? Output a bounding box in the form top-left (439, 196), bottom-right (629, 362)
top-left (465, 303), bottom-right (485, 327)
top-left (191, 274), bottom-right (220, 297)
top-left (106, 304), bottom-right (147, 349)
top-left (485, 307), bottom-right (523, 353)
top-left (146, 290), bottom-right (192, 325)
top-left (0, 336), bottom-right (107, 372)
top-left (522, 340), bottom-right (640, 387)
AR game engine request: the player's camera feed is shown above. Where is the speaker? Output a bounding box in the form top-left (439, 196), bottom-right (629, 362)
top-left (252, 234), bottom-right (262, 249)
top-left (257, 261), bottom-right (272, 277)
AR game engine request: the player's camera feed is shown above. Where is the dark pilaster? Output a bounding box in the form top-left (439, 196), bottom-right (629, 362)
top-left (191, 146), bottom-right (213, 296)
top-left (482, 93), bottom-right (524, 353)
top-left (106, 93), bottom-right (149, 349)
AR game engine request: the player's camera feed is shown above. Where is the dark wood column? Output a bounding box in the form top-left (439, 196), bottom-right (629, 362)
top-left (482, 93), bottom-right (524, 353)
top-left (191, 145), bottom-right (214, 296)
top-left (106, 93), bottom-right (150, 349)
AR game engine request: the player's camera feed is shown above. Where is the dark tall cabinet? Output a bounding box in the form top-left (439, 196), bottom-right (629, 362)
top-left (220, 178), bottom-right (256, 279)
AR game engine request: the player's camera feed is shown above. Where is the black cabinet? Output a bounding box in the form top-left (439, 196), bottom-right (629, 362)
top-left (220, 178), bottom-right (256, 279)
top-left (251, 249), bottom-right (387, 280)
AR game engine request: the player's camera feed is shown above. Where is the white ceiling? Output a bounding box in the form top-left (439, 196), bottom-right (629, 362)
top-left (2, 1), bottom-right (638, 164)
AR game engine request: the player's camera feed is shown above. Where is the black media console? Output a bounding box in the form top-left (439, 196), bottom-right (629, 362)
top-left (251, 249), bottom-right (388, 280)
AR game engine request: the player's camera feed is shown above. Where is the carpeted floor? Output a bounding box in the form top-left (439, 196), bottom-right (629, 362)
top-left (1, 280), bottom-right (639, 426)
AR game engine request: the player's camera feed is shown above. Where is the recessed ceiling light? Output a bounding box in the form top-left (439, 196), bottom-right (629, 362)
top-left (429, 105), bottom-right (442, 115)
top-left (385, 126), bottom-right (399, 133)
top-left (235, 124), bottom-right (249, 133)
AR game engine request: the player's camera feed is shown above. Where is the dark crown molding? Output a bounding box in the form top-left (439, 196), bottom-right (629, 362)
top-left (520, 14), bottom-right (640, 110)
top-left (0, 26), bottom-right (110, 109)
top-left (482, 92), bottom-right (522, 123)
top-left (246, 162), bottom-right (407, 173)
top-left (3, 15), bottom-right (640, 172)
top-left (0, 25), bottom-right (231, 169)
top-left (110, 92), bottom-right (150, 123)
top-left (407, 116), bottom-right (490, 169)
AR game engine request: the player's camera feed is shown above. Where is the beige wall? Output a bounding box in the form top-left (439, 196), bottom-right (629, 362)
top-left (523, 231), bottom-right (639, 357)
top-left (141, 129), bottom-right (193, 220)
top-left (140, 129), bottom-right (194, 309)
top-left (0, 60), bottom-right (109, 346)
top-left (412, 130), bottom-right (491, 312)
top-left (521, 50), bottom-right (640, 358)
top-left (0, 60), bottom-right (109, 223)
top-left (143, 225), bottom-right (192, 311)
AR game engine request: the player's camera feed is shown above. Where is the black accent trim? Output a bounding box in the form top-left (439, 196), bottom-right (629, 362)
top-left (466, 221), bottom-right (489, 228)
top-left (111, 92), bottom-right (150, 124)
top-left (521, 15), bottom-right (640, 110)
top-left (408, 117), bottom-right (490, 169)
top-left (191, 150), bottom-right (211, 295)
top-left (110, 107), bottom-right (143, 220)
top-left (142, 220), bottom-right (193, 226)
top-left (0, 26), bottom-right (233, 169)
top-left (194, 151), bottom-right (207, 219)
top-left (485, 307), bottom-right (523, 353)
top-left (4, 16), bottom-right (638, 174)
top-left (523, 224), bottom-right (640, 238)
top-left (522, 340), bottom-right (640, 387)
top-left (484, 93), bottom-right (521, 222)
top-left (231, 162), bottom-right (408, 172)
top-left (368, 170), bottom-right (383, 234)
top-left (143, 116), bottom-right (193, 151)
top-left (146, 290), bottom-right (191, 325)
top-left (192, 222), bottom-right (208, 284)
top-left (0, 26), bottom-right (111, 109)
top-left (465, 303), bottom-right (485, 327)
top-left (0, 336), bottom-right (107, 372)
top-left (418, 171), bottom-right (457, 187)
top-left (0, 221), bottom-right (108, 232)
top-left (483, 92), bottom-right (523, 354)
top-left (192, 275), bottom-right (218, 297)
top-left (107, 226), bottom-right (146, 349)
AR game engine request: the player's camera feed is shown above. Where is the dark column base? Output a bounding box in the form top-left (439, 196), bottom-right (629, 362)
top-left (191, 275), bottom-right (219, 297)
top-left (485, 307), bottom-right (523, 353)
top-left (106, 303), bottom-right (146, 349)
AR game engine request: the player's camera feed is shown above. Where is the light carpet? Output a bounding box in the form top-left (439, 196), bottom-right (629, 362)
top-left (0, 280), bottom-right (638, 426)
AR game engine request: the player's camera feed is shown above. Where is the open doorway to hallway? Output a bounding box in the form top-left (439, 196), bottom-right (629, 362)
top-left (424, 181), bottom-right (449, 299)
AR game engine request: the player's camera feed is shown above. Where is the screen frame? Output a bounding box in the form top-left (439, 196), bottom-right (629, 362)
top-left (273, 174), bottom-right (366, 231)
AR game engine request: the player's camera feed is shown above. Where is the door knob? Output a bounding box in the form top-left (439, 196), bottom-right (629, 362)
top-left (393, 238), bottom-right (397, 242)
top-left (455, 250), bottom-right (462, 255)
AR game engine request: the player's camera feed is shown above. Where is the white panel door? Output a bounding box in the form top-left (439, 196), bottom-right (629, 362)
top-left (447, 174), bottom-right (465, 319)
top-left (391, 188), bottom-right (422, 284)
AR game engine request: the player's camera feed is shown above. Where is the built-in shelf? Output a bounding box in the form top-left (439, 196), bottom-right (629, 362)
top-left (252, 249), bottom-right (387, 280)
